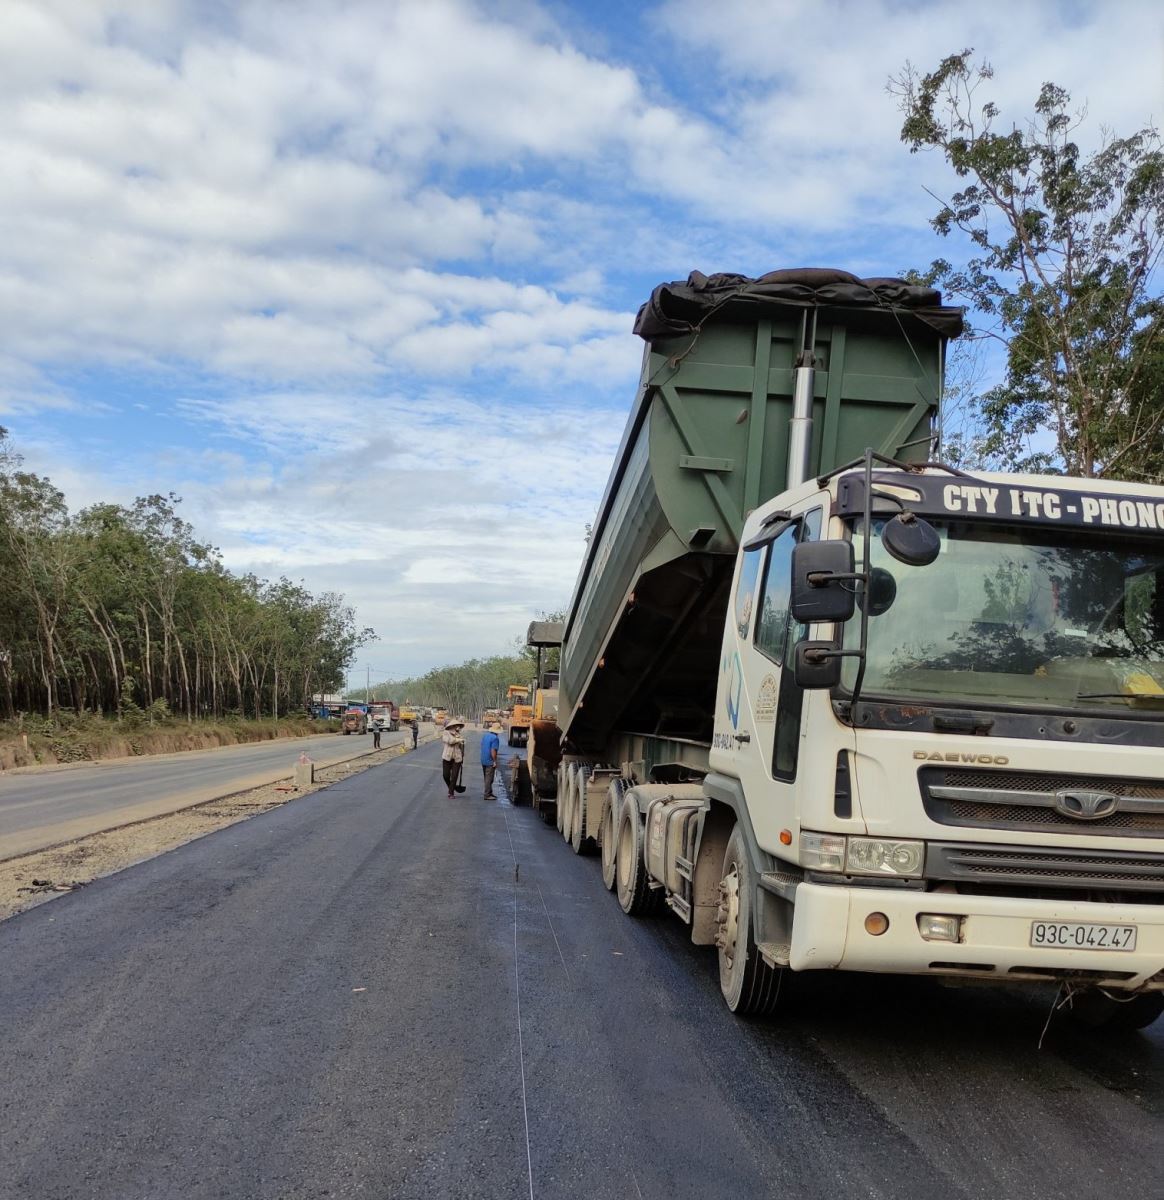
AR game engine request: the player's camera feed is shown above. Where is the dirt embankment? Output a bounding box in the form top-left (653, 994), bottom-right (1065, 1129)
top-left (0, 733), bottom-right (439, 920)
top-left (0, 717), bottom-right (336, 772)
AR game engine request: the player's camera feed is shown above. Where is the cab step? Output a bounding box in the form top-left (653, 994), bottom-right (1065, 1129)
top-left (759, 871), bottom-right (800, 901)
top-left (757, 942), bottom-right (791, 969)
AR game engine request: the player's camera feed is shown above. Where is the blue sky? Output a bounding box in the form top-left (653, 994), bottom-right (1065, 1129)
top-left (1, 0), bottom-right (1161, 683)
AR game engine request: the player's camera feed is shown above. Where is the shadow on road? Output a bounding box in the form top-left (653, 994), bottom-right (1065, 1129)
top-left (655, 910), bottom-right (1162, 1116)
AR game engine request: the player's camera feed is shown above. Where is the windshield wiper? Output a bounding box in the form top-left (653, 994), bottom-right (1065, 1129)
top-left (1077, 691), bottom-right (1164, 702)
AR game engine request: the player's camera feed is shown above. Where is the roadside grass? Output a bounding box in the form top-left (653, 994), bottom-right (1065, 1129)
top-left (0, 710), bottom-right (340, 771)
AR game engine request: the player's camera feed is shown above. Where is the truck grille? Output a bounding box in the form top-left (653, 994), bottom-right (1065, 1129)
top-left (928, 842), bottom-right (1164, 892)
top-left (919, 767), bottom-right (1164, 838)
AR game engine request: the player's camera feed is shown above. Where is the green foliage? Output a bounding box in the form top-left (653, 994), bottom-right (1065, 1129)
top-left (0, 428), bottom-right (372, 720)
top-left (373, 653), bottom-right (533, 719)
top-left (370, 611), bottom-right (566, 719)
top-left (890, 51), bottom-right (1164, 480)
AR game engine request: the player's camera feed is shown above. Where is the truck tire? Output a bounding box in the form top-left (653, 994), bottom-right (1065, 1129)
top-left (600, 779), bottom-right (624, 891)
top-left (570, 767), bottom-right (593, 856)
top-left (717, 825), bottom-right (782, 1017)
top-left (1069, 989), bottom-right (1164, 1032)
top-left (562, 764), bottom-right (580, 845)
top-left (556, 763), bottom-right (568, 840)
top-left (615, 793), bottom-right (658, 916)
top-left (556, 764), bottom-right (567, 834)
top-left (559, 765), bottom-right (570, 839)
top-left (566, 774), bottom-right (579, 847)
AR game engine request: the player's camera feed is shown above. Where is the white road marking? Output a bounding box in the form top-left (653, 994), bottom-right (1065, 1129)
top-left (535, 881), bottom-right (572, 986)
top-left (503, 810), bottom-right (536, 1200)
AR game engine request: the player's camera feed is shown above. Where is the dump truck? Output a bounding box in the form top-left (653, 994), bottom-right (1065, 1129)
top-left (368, 702), bottom-right (400, 733)
top-left (341, 707), bottom-right (368, 735)
top-left (536, 267), bottom-right (1164, 1031)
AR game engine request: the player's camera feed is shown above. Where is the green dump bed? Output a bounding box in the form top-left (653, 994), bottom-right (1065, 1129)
top-left (560, 268), bottom-right (963, 755)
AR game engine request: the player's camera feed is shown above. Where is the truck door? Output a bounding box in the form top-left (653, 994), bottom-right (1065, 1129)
top-left (714, 506), bottom-right (822, 854)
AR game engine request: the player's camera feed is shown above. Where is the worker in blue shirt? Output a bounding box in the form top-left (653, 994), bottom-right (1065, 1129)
top-left (480, 721), bottom-right (501, 801)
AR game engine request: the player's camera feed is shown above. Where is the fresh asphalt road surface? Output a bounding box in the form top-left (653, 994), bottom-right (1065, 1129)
top-left (1, 736), bottom-right (1160, 1200)
top-left (0, 728), bottom-right (406, 860)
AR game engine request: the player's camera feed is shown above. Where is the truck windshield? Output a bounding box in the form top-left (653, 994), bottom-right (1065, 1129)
top-left (841, 518), bottom-right (1164, 715)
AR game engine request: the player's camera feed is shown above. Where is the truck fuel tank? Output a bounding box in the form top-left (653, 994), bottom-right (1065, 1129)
top-left (646, 791), bottom-right (708, 895)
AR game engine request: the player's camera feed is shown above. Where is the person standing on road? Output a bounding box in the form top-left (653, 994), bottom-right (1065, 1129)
top-left (441, 718), bottom-right (466, 798)
top-left (371, 720), bottom-right (382, 750)
top-left (411, 719), bottom-right (419, 750)
top-left (480, 722), bottom-right (500, 801)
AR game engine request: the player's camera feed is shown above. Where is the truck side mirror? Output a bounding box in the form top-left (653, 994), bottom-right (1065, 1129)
top-left (790, 541), bottom-right (857, 624)
top-left (794, 640), bottom-right (843, 689)
top-left (881, 512), bottom-right (940, 566)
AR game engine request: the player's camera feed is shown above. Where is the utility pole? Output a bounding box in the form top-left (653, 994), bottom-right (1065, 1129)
top-left (366, 664), bottom-right (371, 703)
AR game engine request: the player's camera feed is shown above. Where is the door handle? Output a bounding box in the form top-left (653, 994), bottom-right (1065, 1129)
top-left (733, 732), bottom-right (751, 744)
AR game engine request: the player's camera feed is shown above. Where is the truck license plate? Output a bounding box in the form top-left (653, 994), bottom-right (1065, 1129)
top-left (1029, 921), bottom-right (1137, 951)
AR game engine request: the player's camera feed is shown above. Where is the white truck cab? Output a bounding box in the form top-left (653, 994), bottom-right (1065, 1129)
top-left (706, 461), bottom-right (1164, 1026)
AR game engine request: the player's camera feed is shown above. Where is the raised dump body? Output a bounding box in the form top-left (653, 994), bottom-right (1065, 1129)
top-left (560, 269), bottom-right (963, 760)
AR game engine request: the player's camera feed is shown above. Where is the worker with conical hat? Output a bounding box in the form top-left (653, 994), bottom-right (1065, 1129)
top-left (441, 717), bottom-right (466, 797)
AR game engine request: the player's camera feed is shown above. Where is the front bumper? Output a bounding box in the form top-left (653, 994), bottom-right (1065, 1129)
top-left (789, 882), bottom-right (1164, 990)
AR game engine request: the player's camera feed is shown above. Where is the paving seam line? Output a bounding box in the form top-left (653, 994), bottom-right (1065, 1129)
top-left (502, 809), bottom-right (537, 1200)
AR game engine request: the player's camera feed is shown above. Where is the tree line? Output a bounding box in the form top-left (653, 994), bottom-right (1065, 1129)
top-left (371, 654), bottom-right (534, 720)
top-left (0, 430), bottom-right (371, 720)
top-left (369, 615), bottom-right (563, 719)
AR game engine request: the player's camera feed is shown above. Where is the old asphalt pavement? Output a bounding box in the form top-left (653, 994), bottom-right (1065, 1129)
top-left (1, 733), bottom-right (1160, 1199)
top-left (0, 729), bottom-right (408, 861)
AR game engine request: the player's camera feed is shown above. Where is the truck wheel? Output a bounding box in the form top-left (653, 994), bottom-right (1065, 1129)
top-left (563, 764), bottom-right (581, 845)
top-left (615, 794), bottom-right (658, 916)
top-left (570, 767), bottom-right (592, 856)
top-left (559, 765), bottom-right (571, 840)
top-left (556, 764), bottom-right (567, 834)
top-left (566, 766), bottom-right (582, 846)
top-left (1069, 989), bottom-right (1164, 1032)
top-left (600, 780), bottom-right (624, 891)
top-left (717, 826), bottom-right (782, 1017)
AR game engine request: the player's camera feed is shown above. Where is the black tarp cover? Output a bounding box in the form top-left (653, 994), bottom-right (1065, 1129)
top-left (634, 267), bottom-right (964, 341)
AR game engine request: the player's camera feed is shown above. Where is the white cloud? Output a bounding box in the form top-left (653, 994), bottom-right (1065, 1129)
top-left (152, 382), bottom-right (620, 671)
top-left (0, 359), bottom-right (88, 417)
top-left (656, 0), bottom-right (1164, 229)
top-left (3, 0), bottom-right (1161, 680)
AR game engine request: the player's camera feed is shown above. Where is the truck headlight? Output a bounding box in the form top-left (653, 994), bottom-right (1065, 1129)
top-left (845, 837), bottom-right (924, 878)
top-left (800, 832), bottom-right (846, 872)
top-left (918, 913), bottom-right (961, 942)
